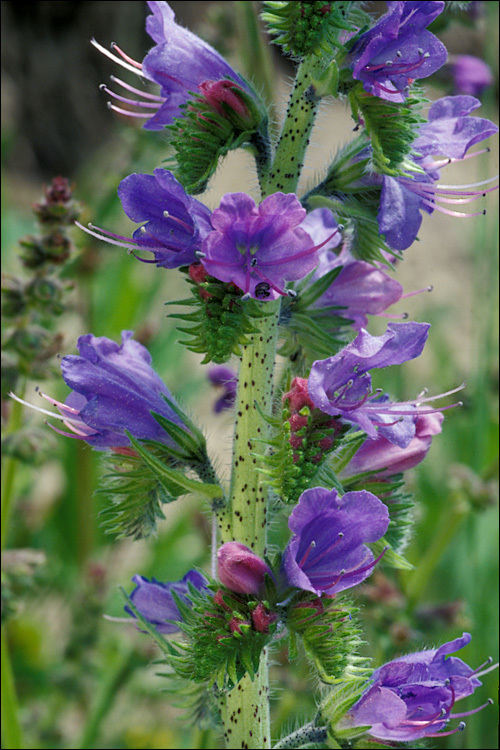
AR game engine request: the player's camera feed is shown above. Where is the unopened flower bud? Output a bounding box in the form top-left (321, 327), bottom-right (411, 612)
top-left (228, 615), bottom-right (251, 635)
top-left (198, 79), bottom-right (260, 131)
top-left (217, 542), bottom-right (272, 596)
top-left (251, 602), bottom-right (277, 633)
top-left (283, 377), bottom-right (314, 413)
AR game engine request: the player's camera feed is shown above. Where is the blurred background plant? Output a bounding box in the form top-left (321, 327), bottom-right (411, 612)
top-left (1, 2), bottom-right (498, 748)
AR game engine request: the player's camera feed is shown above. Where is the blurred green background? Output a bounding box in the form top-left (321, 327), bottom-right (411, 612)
top-left (2, 2), bottom-right (498, 749)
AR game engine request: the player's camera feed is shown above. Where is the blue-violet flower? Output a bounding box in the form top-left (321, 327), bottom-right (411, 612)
top-left (308, 322), bottom-right (439, 447)
top-left (78, 169), bottom-right (212, 269)
top-left (378, 95), bottom-right (498, 250)
top-left (347, 1), bottom-right (447, 103)
top-left (281, 486), bottom-right (390, 596)
top-left (92, 1), bottom-right (255, 131)
top-left (12, 331), bottom-right (189, 451)
top-left (201, 195), bottom-right (340, 300)
top-left (340, 411), bottom-right (444, 480)
top-left (345, 633), bottom-right (495, 741)
top-left (125, 570), bottom-right (208, 634)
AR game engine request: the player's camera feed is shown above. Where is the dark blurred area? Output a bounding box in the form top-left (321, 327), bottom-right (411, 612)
top-left (1, 1), bottom-right (218, 182)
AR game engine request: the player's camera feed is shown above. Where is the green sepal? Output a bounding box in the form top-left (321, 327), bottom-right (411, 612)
top-left (370, 538), bottom-right (414, 571)
top-left (168, 270), bottom-right (271, 364)
top-left (125, 432), bottom-right (224, 503)
top-left (287, 592), bottom-right (369, 684)
top-left (166, 82), bottom-right (270, 195)
top-left (98, 450), bottom-right (174, 540)
top-left (261, 2), bottom-right (360, 58)
top-left (348, 83), bottom-right (427, 176)
top-left (319, 678), bottom-right (374, 747)
top-left (163, 583), bottom-right (276, 691)
top-left (150, 411), bottom-right (206, 464)
top-left (328, 431), bottom-right (367, 475)
top-left (279, 265), bottom-right (352, 370)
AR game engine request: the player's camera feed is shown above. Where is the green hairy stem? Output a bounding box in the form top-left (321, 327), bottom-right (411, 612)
top-left (218, 57), bottom-right (323, 749)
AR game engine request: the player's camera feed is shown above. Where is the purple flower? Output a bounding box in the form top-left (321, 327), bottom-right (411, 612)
top-left (378, 96), bottom-right (498, 250)
top-left (340, 411), bottom-right (444, 480)
top-left (217, 542), bottom-right (273, 596)
top-left (281, 487), bottom-right (389, 596)
top-left (141, 1), bottom-right (252, 129)
top-left (310, 245), bottom-right (404, 330)
top-left (308, 322), bottom-right (432, 447)
top-left (93, 2), bottom-right (254, 131)
top-left (27, 331), bottom-right (188, 451)
top-left (451, 55), bottom-right (494, 97)
top-left (347, 1), bottom-right (447, 102)
top-left (78, 169), bottom-right (212, 269)
top-left (126, 570), bottom-right (208, 634)
top-left (346, 633), bottom-right (494, 741)
top-left (201, 196), bottom-right (340, 300)
top-left (207, 365), bottom-right (237, 413)
top-left (299, 207), bottom-right (403, 328)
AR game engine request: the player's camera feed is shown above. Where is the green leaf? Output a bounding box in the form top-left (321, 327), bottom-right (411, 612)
top-left (288, 593), bottom-right (369, 684)
top-left (125, 432), bottom-right (224, 502)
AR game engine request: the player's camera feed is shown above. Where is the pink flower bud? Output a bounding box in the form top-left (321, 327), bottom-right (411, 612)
top-left (199, 79), bottom-right (251, 121)
top-left (217, 542), bottom-right (272, 596)
top-left (283, 377), bottom-right (314, 413)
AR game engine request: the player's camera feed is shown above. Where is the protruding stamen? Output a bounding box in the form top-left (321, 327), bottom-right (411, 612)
top-left (299, 540), bottom-right (316, 568)
top-left (400, 285), bottom-right (433, 300)
top-left (195, 251), bottom-right (206, 258)
top-left (9, 392), bottom-right (84, 428)
top-left (450, 698), bottom-right (494, 719)
top-left (90, 38), bottom-right (144, 77)
top-left (107, 103), bottom-right (151, 119)
top-left (110, 75), bottom-right (164, 101)
top-left (110, 42), bottom-right (142, 69)
top-left (426, 721), bottom-right (466, 738)
top-left (99, 84), bottom-right (161, 109)
top-left (258, 226), bottom-right (342, 269)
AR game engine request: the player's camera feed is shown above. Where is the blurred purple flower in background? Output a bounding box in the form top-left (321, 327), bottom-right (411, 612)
top-left (451, 55), bottom-right (494, 97)
top-left (125, 571), bottom-right (209, 634)
top-left (207, 365), bottom-right (237, 413)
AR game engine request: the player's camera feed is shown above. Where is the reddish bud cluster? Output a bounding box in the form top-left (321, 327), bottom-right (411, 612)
top-left (283, 377), bottom-right (342, 464)
top-left (32, 176), bottom-right (81, 226)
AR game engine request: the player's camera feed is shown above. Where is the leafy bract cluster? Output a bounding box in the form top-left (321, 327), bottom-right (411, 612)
top-left (169, 269), bottom-right (270, 364)
top-left (262, 1), bottom-right (359, 57)
top-left (166, 86), bottom-right (269, 195)
top-left (287, 592), bottom-right (368, 684)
